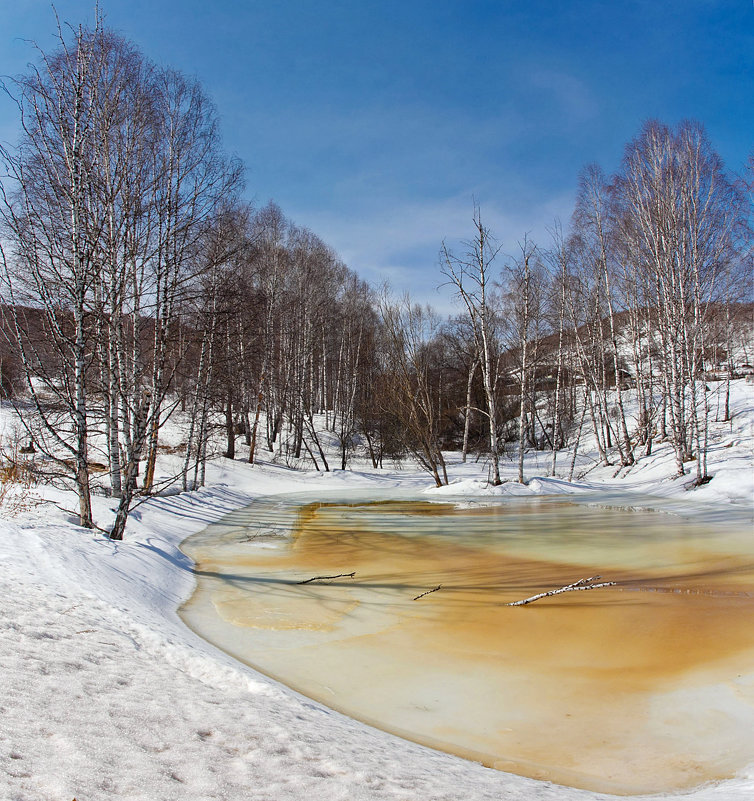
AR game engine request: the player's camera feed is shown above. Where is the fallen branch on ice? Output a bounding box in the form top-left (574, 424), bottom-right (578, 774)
top-left (506, 575), bottom-right (616, 606)
top-left (296, 572), bottom-right (356, 585)
top-left (413, 584), bottom-right (443, 601)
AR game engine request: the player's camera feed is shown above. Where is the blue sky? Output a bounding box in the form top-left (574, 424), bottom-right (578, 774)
top-left (0, 1), bottom-right (751, 307)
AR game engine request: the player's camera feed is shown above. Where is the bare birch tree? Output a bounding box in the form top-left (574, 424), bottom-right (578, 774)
top-left (441, 205), bottom-right (504, 484)
top-left (1, 14), bottom-right (242, 538)
top-left (615, 120), bottom-right (744, 481)
top-left (502, 236), bottom-right (541, 484)
top-left (0, 15), bottom-right (115, 528)
top-left (573, 165), bottom-right (634, 466)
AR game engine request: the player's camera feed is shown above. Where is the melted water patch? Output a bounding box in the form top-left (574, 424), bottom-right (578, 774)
top-left (180, 493), bottom-right (754, 795)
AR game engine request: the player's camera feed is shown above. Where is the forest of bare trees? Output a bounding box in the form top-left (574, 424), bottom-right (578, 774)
top-left (0, 18), bottom-right (752, 535)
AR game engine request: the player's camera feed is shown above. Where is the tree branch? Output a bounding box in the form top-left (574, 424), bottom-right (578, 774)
top-left (506, 575), bottom-right (616, 606)
top-left (413, 584), bottom-right (443, 600)
top-left (296, 572), bottom-right (355, 585)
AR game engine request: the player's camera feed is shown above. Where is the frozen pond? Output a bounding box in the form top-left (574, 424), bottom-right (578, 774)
top-left (180, 491), bottom-right (754, 795)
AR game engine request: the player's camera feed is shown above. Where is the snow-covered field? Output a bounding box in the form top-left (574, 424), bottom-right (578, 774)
top-left (1, 381), bottom-right (752, 801)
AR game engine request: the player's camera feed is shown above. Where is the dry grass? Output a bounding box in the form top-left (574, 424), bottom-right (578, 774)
top-left (0, 434), bottom-right (39, 515)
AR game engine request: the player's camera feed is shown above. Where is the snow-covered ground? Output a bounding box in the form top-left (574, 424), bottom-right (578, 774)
top-left (0, 381), bottom-right (752, 801)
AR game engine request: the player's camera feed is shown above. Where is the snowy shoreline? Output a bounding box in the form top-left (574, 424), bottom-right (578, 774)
top-left (1, 383), bottom-right (753, 801)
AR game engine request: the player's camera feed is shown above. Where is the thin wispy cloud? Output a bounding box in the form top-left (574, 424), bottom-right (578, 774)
top-left (293, 189), bottom-right (576, 308)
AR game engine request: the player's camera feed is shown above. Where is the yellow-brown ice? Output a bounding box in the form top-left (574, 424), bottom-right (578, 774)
top-left (181, 498), bottom-right (754, 795)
